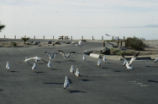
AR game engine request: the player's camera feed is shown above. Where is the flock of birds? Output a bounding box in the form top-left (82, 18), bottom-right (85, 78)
top-left (4, 40), bottom-right (158, 90)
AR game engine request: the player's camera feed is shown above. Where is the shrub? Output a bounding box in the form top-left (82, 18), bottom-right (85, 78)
top-left (121, 50), bottom-right (137, 56)
top-left (48, 40), bottom-right (52, 44)
top-left (110, 48), bottom-right (138, 55)
top-left (54, 41), bottom-right (61, 45)
top-left (10, 42), bottom-right (17, 47)
top-left (125, 37), bottom-right (146, 50)
top-left (110, 48), bottom-right (122, 55)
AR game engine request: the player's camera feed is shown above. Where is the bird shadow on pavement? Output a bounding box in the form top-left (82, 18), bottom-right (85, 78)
top-left (0, 89), bottom-right (4, 92)
top-left (34, 71), bottom-right (45, 74)
top-left (10, 70), bottom-right (18, 73)
top-left (43, 82), bottom-right (63, 85)
top-left (101, 66), bottom-right (109, 69)
top-left (68, 90), bottom-right (86, 94)
top-left (114, 70), bottom-right (122, 72)
top-left (148, 80), bottom-right (158, 83)
top-left (145, 65), bottom-right (158, 68)
top-left (49, 68), bottom-right (58, 70)
top-left (80, 79), bottom-right (91, 82)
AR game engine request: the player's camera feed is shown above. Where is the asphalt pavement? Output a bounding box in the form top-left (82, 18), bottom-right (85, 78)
top-left (0, 42), bottom-right (158, 104)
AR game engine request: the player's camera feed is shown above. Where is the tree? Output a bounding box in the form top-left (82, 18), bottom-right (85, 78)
top-left (0, 24), bottom-right (5, 31)
top-left (21, 37), bottom-right (30, 44)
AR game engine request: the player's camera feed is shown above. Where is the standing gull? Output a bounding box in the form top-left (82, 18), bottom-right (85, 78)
top-left (70, 65), bottom-right (75, 73)
top-left (47, 59), bottom-right (52, 68)
top-left (78, 40), bottom-right (82, 46)
top-left (102, 55), bottom-right (106, 63)
top-left (82, 54), bottom-right (86, 61)
top-left (64, 76), bottom-right (70, 89)
top-left (75, 68), bottom-right (80, 77)
top-left (97, 56), bottom-right (102, 67)
top-left (32, 63), bottom-right (37, 71)
top-left (6, 61), bottom-right (10, 71)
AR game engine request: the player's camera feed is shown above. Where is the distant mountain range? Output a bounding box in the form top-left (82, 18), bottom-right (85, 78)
top-left (119, 24), bottom-right (158, 28)
top-left (144, 24), bottom-right (158, 28)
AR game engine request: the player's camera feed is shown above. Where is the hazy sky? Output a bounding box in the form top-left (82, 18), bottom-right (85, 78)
top-left (0, 0), bottom-right (158, 39)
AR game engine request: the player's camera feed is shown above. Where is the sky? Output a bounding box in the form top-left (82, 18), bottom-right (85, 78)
top-left (0, 0), bottom-right (158, 39)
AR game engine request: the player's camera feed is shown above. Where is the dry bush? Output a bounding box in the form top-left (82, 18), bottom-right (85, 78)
top-left (125, 37), bottom-right (146, 51)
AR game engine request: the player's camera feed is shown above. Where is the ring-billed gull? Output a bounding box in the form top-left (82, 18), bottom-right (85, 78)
top-left (75, 68), bottom-right (80, 77)
top-left (47, 59), bottom-right (52, 68)
top-left (24, 56), bottom-right (42, 63)
top-left (6, 61), bottom-right (10, 71)
top-left (97, 56), bottom-right (102, 67)
top-left (70, 65), bottom-right (75, 73)
top-left (121, 52), bottom-right (140, 70)
top-left (82, 54), bottom-right (86, 61)
top-left (64, 76), bottom-right (70, 89)
top-left (102, 55), bottom-right (106, 63)
top-left (32, 63), bottom-right (37, 71)
top-left (78, 40), bottom-right (82, 46)
top-left (58, 50), bottom-right (74, 59)
top-left (45, 52), bottom-right (57, 60)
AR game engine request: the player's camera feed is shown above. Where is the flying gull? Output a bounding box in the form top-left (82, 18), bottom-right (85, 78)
top-left (24, 56), bottom-right (42, 63)
top-left (122, 52), bottom-right (140, 70)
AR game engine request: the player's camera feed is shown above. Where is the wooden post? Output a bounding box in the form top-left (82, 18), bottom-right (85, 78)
top-left (117, 37), bottom-right (120, 48)
top-left (71, 36), bottom-right (72, 40)
top-left (123, 36), bottom-right (126, 41)
top-left (92, 36), bottom-right (94, 40)
top-left (43, 36), bottom-right (45, 40)
top-left (101, 36), bottom-right (104, 40)
top-left (53, 36), bottom-right (54, 40)
top-left (103, 40), bottom-right (105, 47)
top-left (123, 36), bottom-right (126, 47)
top-left (14, 35), bottom-right (16, 39)
top-left (120, 40), bottom-right (122, 47)
top-left (4, 35), bottom-right (6, 39)
top-left (112, 36), bottom-right (114, 41)
top-left (34, 35), bottom-right (36, 40)
top-left (81, 36), bottom-right (83, 40)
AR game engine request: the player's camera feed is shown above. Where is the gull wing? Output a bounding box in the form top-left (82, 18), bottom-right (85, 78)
top-left (121, 54), bottom-right (128, 66)
top-left (24, 57), bottom-right (36, 62)
top-left (129, 52), bottom-right (140, 65)
top-left (128, 57), bottom-right (136, 66)
top-left (58, 50), bottom-right (65, 56)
